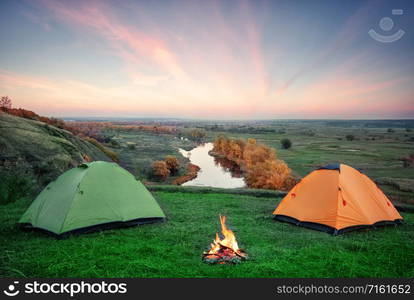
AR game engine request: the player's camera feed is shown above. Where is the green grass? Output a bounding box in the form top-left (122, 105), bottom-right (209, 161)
top-left (1, 191), bottom-right (413, 278)
top-left (147, 185), bottom-right (287, 198)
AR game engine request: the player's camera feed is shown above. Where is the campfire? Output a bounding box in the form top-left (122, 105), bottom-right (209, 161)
top-left (203, 215), bottom-right (248, 264)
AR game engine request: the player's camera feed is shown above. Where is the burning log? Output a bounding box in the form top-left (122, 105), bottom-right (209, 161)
top-left (203, 215), bottom-right (248, 264)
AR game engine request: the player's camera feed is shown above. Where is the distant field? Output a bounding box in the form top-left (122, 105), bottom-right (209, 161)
top-left (102, 120), bottom-right (414, 204)
top-left (1, 190), bottom-right (413, 277)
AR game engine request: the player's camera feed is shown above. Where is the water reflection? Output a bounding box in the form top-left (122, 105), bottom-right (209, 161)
top-left (213, 156), bottom-right (244, 178)
top-left (178, 143), bottom-right (245, 188)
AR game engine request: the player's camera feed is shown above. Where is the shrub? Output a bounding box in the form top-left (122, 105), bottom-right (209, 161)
top-left (281, 138), bottom-right (292, 149)
top-left (0, 168), bottom-right (34, 205)
top-left (401, 154), bottom-right (414, 168)
top-left (345, 134), bottom-right (355, 141)
top-left (152, 161), bottom-right (170, 180)
top-left (110, 139), bottom-right (120, 147)
top-left (127, 143), bottom-right (136, 150)
top-left (245, 159), bottom-right (297, 191)
top-left (165, 155), bottom-right (180, 174)
top-left (183, 128), bottom-right (206, 141)
top-left (48, 117), bottom-right (66, 129)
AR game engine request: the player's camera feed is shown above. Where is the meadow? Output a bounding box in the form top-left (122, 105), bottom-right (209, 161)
top-left (1, 188), bottom-right (413, 278)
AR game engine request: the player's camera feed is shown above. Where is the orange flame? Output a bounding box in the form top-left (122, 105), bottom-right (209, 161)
top-left (206, 215), bottom-right (244, 256)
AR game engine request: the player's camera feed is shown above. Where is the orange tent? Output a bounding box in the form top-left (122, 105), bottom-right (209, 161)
top-left (273, 163), bottom-right (402, 234)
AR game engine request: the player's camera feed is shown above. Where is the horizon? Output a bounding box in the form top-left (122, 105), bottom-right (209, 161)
top-left (1, 0), bottom-right (414, 119)
top-left (60, 116), bottom-right (414, 121)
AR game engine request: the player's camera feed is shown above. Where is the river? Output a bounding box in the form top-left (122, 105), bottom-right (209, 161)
top-left (178, 143), bottom-right (245, 188)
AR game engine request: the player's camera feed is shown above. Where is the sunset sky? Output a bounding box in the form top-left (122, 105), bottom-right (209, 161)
top-left (0, 0), bottom-right (413, 119)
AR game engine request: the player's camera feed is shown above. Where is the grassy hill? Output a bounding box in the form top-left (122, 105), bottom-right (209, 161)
top-left (0, 112), bottom-right (112, 204)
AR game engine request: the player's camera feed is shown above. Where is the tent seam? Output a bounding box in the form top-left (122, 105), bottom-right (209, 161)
top-left (57, 168), bottom-right (90, 234)
top-left (335, 170), bottom-right (340, 231)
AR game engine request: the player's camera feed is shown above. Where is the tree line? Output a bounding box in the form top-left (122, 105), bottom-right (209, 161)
top-left (212, 136), bottom-right (296, 191)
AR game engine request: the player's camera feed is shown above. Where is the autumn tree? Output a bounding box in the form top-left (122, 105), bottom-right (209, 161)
top-left (212, 135), bottom-right (296, 191)
top-left (212, 135), bottom-right (230, 155)
top-left (165, 155), bottom-right (180, 174)
top-left (243, 140), bottom-right (275, 170)
top-left (152, 160), bottom-right (170, 180)
top-left (212, 135), bottom-right (225, 153)
top-left (0, 96), bottom-right (12, 110)
top-left (226, 139), bottom-right (245, 164)
top-left (245, 159), bottom-right (295, 191)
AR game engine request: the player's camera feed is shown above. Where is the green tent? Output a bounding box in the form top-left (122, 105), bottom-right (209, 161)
top-left (19, 161), bottom-right (165, 236)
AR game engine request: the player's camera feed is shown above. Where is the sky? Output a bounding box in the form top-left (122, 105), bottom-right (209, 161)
top-left (0, 0), bottom-right (413, 119)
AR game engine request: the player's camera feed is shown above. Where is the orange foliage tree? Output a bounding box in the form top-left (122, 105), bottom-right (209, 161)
top-left (152, 161), bottom-right (170, 180)
top-left (212, 136), bottom-right (296, 191)
top-left (165, 155), bottom-right (180, 174)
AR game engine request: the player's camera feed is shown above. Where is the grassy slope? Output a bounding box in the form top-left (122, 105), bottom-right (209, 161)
top-left (0, 112), bottom-right (111, 187)
top-left (1, 191), bottom-right (413, 278)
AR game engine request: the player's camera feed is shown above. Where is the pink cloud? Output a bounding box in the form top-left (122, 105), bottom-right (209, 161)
top-left (41, 0), bottom-right (188, 84)
top-left (7, 1), bottom-right (412, 119)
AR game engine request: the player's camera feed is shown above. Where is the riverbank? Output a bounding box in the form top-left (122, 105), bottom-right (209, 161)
top-left (172, 163), bottom-right (201, 185)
